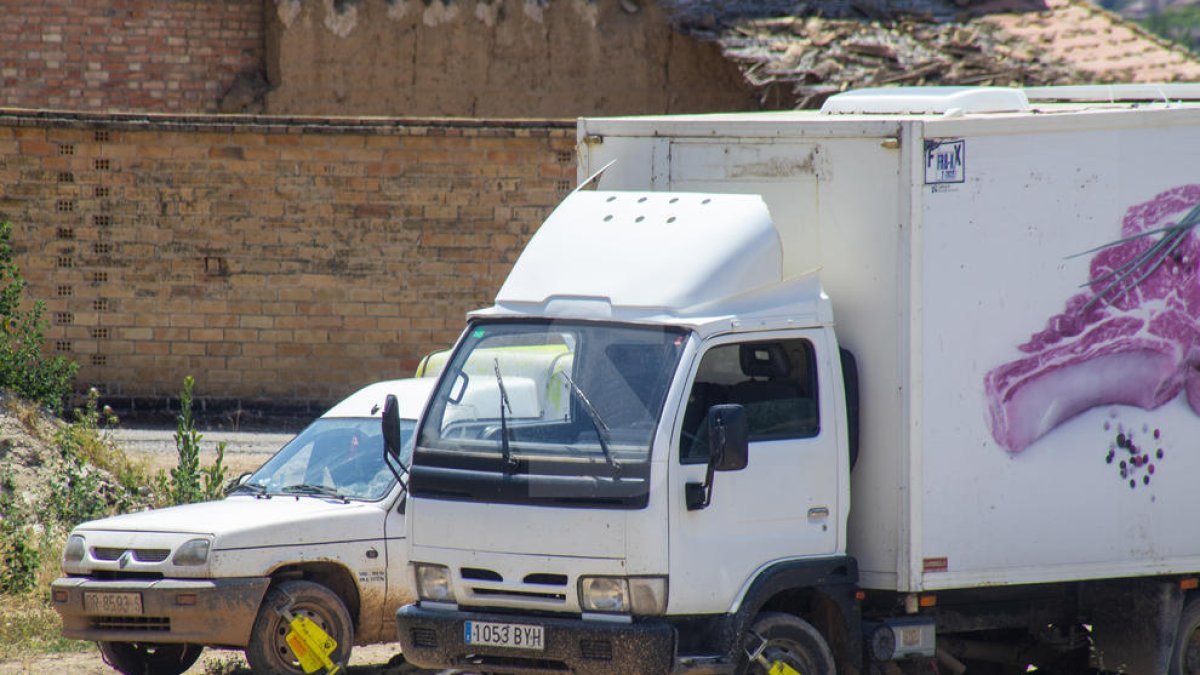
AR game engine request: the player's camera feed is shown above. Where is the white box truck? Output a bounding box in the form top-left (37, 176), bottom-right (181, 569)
top-left (391, 86), bottom-right (1200, 674)
top-left (52, 378), bottom-right (435, 675)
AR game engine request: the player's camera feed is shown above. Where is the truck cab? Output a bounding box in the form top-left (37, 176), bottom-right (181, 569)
top-left (394, 190), bottom-right (861, 672)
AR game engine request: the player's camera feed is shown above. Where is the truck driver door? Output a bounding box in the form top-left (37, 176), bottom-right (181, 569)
top-left (667, 331), bottom-right (841, 614)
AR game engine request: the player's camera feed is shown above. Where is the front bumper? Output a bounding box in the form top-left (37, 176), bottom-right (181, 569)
top-left (396, 604), bottom-right (676, 674)
top-left (52, 576), bottom-right (271, 647)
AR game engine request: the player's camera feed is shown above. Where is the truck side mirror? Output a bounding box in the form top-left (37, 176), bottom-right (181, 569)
top-left (708, 404), bottom-right (748, 471)
top-left (686, 404), bottom-right (749, 511)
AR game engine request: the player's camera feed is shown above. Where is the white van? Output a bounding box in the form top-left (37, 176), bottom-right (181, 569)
top-left (52, 378), bottom-right (434, 675)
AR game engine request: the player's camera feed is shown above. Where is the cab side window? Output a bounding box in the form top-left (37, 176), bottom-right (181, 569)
top-left (679, 339), bottom-right (819, 463)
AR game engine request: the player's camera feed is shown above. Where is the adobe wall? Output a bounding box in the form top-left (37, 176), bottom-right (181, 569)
top-left (0, 0), bottom-right (264, 113)
top-left (0, 110), bottom-right (574, 418)
top-left (1, 0), bottom-right (759, 118)
top-left (263, 0), bottom-right (760, 117)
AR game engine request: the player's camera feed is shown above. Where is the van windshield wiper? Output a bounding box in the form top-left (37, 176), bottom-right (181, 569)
top-left (281, 484), bottom-right (349, 503)
top-left (559, 371), bottom-right (620, 477)
top-left (229, 480), bottom-right (268, 497)
top-left (493, 358), bottom-right (517, 473)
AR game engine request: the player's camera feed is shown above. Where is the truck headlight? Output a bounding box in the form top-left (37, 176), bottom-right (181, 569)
top-left (628, 577), bottom-right (668, 615)
top-left (63, 535), bottom-right (86, 564)
top-left (579, 576), bottom-right (629, 613)
top-left (415, 564), bottom-right (455, 603)
top-left (172, 538), bottom-right (211, 566)
top-left (579, 576), bottom-right (668, 615)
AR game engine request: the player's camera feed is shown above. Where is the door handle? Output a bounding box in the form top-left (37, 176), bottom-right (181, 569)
top-left (808, 507), bottom-right (830, 520)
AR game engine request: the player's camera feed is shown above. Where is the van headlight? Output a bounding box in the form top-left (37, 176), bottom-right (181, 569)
top-left (63, 535), bottom-right (86, 564)
top-left (172, 538), bottom-right (211, 566)
top-left (415, 564), bottom-right (456, 603)
top-left (578, 576), bottom-right (668, 615)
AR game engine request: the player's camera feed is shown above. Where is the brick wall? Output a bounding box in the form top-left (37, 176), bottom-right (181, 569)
top-left (0, 110), bottom-right (575, 418)
top-left (0, 0), bottom-right (263, 113)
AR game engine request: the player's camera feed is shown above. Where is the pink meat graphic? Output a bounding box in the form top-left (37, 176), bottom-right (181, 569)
top-left (985, 185), bottom-right (1200, 453)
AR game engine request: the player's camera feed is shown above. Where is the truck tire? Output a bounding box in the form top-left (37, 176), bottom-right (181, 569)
top-left (736, 611), bottom-right (836, 675)
top-left (1171, 597), bottom-right (1200, 675)
top-left (97, 641), bottom-right (202, 675)
top-left (245, 580), bottom-right (354, 675)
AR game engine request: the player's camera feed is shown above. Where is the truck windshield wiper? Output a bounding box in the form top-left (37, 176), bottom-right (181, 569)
top-left (559, 371), bottom-right (621, 477)
top-left (281, 484), bottom-right (349, 502)
top-left (493, 358), bottom-right (518, 473)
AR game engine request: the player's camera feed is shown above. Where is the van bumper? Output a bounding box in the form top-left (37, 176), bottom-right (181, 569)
top-left (51, 576), bottom-right (270, 647)
top-left (396, 603), bottom-right (676, 674)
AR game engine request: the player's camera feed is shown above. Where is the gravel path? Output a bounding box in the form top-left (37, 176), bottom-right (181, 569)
top-left (110, 427), bottom-right (296, 476)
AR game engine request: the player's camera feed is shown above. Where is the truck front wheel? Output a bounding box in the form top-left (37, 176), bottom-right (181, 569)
top-left (736, 611), bottom-right (836, 675)
top-left (97, 641), bottom-right (202, 675)
top-left (1171, 596), bottom-right (1200, 675)
top-left (245, 580), bottom-right (354, 675)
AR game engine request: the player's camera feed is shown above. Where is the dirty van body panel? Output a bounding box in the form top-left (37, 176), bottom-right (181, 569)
top-left (52, 576), bottom-right (269, 647)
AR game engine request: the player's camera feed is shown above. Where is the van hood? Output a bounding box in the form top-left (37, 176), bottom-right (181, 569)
top-left (75, 495), bottom-right (389, 549)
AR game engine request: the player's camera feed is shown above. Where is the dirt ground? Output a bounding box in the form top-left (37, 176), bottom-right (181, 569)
top-left (0, 642), bottom-right (426, 674)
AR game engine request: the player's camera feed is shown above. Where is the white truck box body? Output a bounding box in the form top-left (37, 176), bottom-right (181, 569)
top-left (577, 102), bottom-right (1200, 594)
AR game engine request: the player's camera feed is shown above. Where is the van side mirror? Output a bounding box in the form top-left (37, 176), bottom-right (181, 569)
top-left (381, 394), bottom-right (409, 488)
top-left (686, 404), bottom-right (749, 510)
top-left (382, 394), bottom-right (402, 460)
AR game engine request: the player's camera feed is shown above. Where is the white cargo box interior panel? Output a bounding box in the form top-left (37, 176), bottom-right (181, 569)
top-left (577, 102), bottom-right (1200, 593)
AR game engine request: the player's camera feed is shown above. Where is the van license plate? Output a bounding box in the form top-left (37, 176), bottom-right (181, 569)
top-left (464, 620), bottom-right (544, 651)
top-left (84, 591), bottom-right (143, 616)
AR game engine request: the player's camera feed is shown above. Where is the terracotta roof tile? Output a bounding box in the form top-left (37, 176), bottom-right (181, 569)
top-left (666, 0), bottom-right (1200, 107)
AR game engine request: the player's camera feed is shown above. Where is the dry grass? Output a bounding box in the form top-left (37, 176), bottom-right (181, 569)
top-left (0, 591), bottom-right (90, 659)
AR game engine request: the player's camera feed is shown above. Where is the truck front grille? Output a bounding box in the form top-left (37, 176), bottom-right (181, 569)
top-left (460, 567), bottom-right (569, 604)
top-left (91, 616), bottom-right (170, 632)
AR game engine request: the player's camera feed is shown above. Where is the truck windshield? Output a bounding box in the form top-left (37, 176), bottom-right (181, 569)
top-left (413, 321), bottom-right (687, 508)
top-left (240, 417), bottom-right (417, 501)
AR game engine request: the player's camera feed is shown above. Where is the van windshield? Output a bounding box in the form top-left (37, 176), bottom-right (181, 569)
top-left (242, 417), bottom-right (417, 501)
top-left (416, 321), bottom-right (687, 478)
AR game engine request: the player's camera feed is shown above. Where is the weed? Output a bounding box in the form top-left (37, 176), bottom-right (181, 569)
top-left (202, 652), bottom-right (249, 674)
top-left (170, 376), bottom-right (228, 505)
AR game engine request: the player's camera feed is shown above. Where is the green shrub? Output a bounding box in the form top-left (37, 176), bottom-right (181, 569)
top-left (0, 221), bottom-right (78, 412)
top-left (0, 468), bottom-right (39, 594)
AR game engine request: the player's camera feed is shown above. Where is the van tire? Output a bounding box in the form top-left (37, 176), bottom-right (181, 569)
top-left (97, 641), bottom-right (202, 675)
top-left (736, 611), bottom-right (836, 675)
top-left (245, 580), bottom-right (354, 675)
top-left (1171, 596), bottom-right (1200, 675)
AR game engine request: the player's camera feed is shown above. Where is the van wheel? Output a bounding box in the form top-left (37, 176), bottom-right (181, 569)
top-left (736, 612), bottom-right (836, 675)
top-left (98, 641), bottom-right (202, 675)
top-left (1171, 597), bottom-right (1200, 675)
top-left (246, 580), bottom-right (354, 675)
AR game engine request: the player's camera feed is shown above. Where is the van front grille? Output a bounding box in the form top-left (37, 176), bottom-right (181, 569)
top-left (92, 616), bottom-right (170, 632)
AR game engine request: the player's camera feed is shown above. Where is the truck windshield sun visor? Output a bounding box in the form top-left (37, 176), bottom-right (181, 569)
top-left (412, 320), bottom-right (688, 508)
